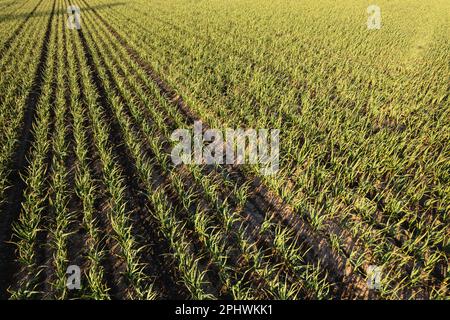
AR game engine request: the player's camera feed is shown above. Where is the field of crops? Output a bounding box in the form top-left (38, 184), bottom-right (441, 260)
top-left (0, 0), bottom-right (448, 300)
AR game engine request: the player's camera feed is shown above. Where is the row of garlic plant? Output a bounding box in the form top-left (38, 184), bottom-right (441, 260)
top-left (64, 2), bottom-right (110, 297)
top-left (0, 0), bottom-right (47, 208)
top-left (10, 0), bottom-right (57, 298)
top-left (88, 0), bottom-right (448, 298)
top-left (78, 0), bottom-right (331, 299)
